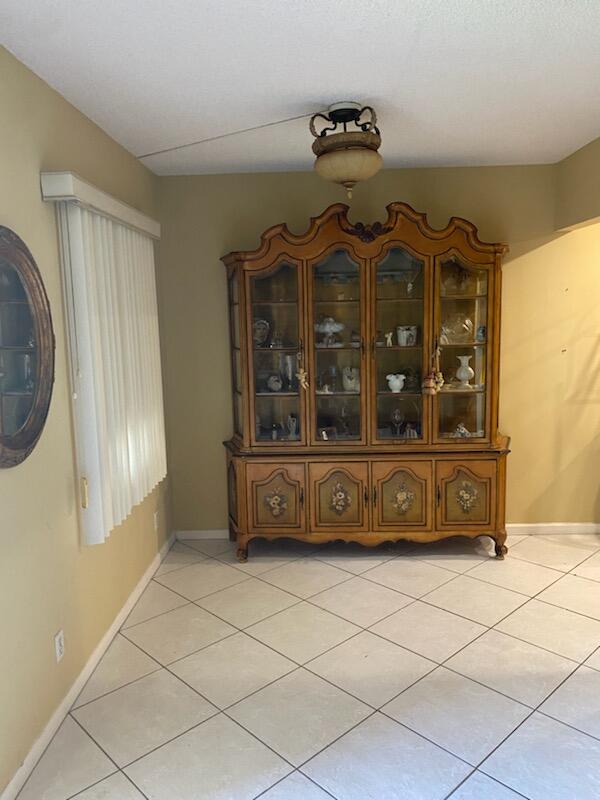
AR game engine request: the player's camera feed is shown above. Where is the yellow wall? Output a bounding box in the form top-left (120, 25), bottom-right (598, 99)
top-left (157, 164), bottom-right (599, 529)
top-left (556, 136), bottom-right (600, 230)
top-left (0, 48), bottom-right (171, 792)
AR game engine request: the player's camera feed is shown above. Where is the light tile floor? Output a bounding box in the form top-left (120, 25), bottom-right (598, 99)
top-left (17, 533), bottom-right (600, 800)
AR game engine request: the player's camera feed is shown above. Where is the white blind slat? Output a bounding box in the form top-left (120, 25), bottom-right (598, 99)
top-left (58, 203), bottom-right (166, 544)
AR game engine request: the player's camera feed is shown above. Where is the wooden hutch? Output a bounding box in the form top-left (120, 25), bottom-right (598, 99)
top-left (222, 203), bottom-right (509, 561)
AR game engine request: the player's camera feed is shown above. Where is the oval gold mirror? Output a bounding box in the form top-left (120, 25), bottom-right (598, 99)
top-left (0, 227), bottom-right (54, 467)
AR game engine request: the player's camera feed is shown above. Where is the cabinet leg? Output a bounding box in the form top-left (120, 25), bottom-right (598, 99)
top-left (236, 535), bottom-right (248, 563)
top-left (493, 532), bottom-right (508, 560)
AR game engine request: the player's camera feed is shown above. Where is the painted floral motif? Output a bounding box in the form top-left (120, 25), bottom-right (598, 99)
top-left (392, 482), bottom-right (415, 515)
top-left (264, 487), bottom-right (287, 518)
top-left (330, 481), bottom-right (351, 515)
top-left (456, 480), bottom-right (478, 513)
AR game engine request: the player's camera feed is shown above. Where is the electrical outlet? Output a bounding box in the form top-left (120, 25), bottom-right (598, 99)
top-left (153, 510), bottom-right (159, 532)
top-left (54, 629), bottom-right (65, 663)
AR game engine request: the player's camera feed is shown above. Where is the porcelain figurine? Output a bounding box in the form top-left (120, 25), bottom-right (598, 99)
top-left (396, 325), bottom-right (418, 346)
top-left (404, 422), bottom-right (419, 439)
top-left (267, 373), bottom-right (283, 392)
top-left (385, 331), bottom-right (394, 347)
top-left (454, 422), bottom-right (470, 437)
top-left (252, 318), bottom-right (270, 348)
top-left (342, 366), bottom-right (360, 393)
top-left (283, 354), bottom-right (296, 389)
top-left (456, 355), bottom-right (475, 389)
top-left (390, 408), bottom-right (404, 436)
top-left (386, 373), bottom-right (406, 393)
top-left (315, 316), bottom-right (345, 348)
top-left (286, 413), bottom-right (298, 440)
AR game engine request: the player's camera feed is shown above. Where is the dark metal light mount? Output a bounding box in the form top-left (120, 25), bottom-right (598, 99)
top-left (309, 102), bottom-right (379, 138)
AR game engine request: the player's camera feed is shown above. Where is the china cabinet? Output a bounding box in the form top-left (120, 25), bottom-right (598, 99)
top-left (0, 227), bottom-right (54, 467)
top-left (222, 203), bottom-right (509, 561)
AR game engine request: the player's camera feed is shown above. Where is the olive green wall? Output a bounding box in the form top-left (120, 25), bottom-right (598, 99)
top-left (0, 47), bottom-right (171, 793)
top-left (157, 164), bottom-right (600, 530)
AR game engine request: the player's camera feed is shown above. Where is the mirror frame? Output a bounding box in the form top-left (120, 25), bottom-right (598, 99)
top-left (0, 226), bottom-right (55, 467)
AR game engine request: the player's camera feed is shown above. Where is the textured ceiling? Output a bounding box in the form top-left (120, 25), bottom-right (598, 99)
top-left (3, 0), bottom-right (600, 175)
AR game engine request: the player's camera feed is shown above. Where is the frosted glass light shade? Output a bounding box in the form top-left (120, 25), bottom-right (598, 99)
top-left (314, 147), bottom-right (383, 197)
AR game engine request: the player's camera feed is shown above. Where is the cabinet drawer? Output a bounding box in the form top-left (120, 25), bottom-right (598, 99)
top-left (246, 462), bottom-right (306, 533)
top-left (309, 461), bottom-right (370, 532)
top-left (372, 461), bottom-right (433, 530)
top-left (436, 460), bottom-right (497, 530)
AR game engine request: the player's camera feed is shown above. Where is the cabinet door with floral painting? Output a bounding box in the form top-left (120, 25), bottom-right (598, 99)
top-left (246, 462), bottom-right (306, 533)
top-left (433, 254), bottom-right (494, 443)
top-left (371, 461), bottom-right (433, 531)
top-left (436, 460), bottom-right (497, 530)
top-left (309, 461), bottom-right (370, 532)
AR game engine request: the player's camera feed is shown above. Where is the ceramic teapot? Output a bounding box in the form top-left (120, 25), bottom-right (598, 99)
top-left (342, 366), bottom-right (360, 393)
top-left (386, 373), bottom-right (406, 393)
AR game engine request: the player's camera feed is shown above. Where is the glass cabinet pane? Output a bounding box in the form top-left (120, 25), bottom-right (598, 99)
top-left (0, 258), bottom-right (36, 436)
top-left (250, 262), bottom-right (302, 443)
top-left (437, 257), bottom-right (489, 439)
top-left (312, 250), bottom-right (362, 442)
top-left (374, 248), bottom-right (425, 440)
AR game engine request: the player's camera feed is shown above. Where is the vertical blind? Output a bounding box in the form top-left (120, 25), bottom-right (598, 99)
top-left (57, 202), bottom-right (167, 544)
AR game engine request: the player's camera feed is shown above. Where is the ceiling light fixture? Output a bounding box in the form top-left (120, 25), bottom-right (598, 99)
top-left (309, 102), bottom-right (382, 199)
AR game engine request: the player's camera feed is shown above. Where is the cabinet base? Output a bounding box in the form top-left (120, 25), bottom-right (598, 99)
top-left (233, 530), bottom-right (508, 561)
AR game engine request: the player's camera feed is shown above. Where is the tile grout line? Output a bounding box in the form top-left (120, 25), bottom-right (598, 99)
top-left (357, 558), bottom-right (591, 764)
top-left (443, 562), bottom-right (600, 797)
top-left (251, 768), bottom-right (339, 800)
top-left (34, 536), bottom-right (600, 800)
top-left (62, 770), bottom-right (120, 800)
top-left (79, 537), bottom-right (595, 742)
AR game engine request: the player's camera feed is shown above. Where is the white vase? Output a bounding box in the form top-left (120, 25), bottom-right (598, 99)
top-left (456, 355), bottom-right (474, 389)
top-left (386, 373), bottom-right (406, 393)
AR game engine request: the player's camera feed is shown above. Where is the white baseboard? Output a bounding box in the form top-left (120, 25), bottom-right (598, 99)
top-left (507, 522), bottom-right (600, 536)
top-left (1, 532), bottom-right (175, 800)
top-left (175, 529), bottom-right (229, 540)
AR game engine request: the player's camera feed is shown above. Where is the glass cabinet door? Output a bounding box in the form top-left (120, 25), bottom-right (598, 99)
top-left (372, 247), bottom-right (427, 443)
top-left (0, 258), bottom-right (36, 436)
top-left (249, 261), bottom-right (304, 444)
top-left (435, 256), bottom-right (491, 442)
top-left (228, 271), bottom-right (244, 439)
top-left (310, 249), bottom-right (365, 444)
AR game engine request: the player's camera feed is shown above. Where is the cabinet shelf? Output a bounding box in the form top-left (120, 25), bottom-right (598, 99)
top-left (439, 341), bottom-right (486, 347)
top-left (0, 345), bottom-right (35, 351)
top-left (377, 391), bottom-right (422, 397)
top-left (253, 346), bottom-right (298, 353)
top-left (376, 297), bottom-right (423, 303)
top-left (315, 299), bottom-right (359, 305)
top-left (255, 392), bottom-right (298, 397)
top-left (441, 293), bottom-right (487, 300)
top-left (253, 300), bottom-right (297, 306)
top-left (315, 344), bottom-right (361, 351)
top-left (375, 345), bottom-right (422, 351)
top-left (316, 391), bottom-right (360, 397)
top-left (439, 386), bottom-right (485, 394)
